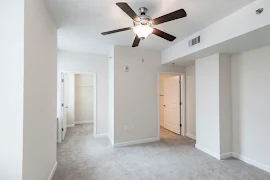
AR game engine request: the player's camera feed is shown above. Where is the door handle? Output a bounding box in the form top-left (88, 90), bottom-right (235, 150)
top-left (65, 107), bottom-right (69, 108)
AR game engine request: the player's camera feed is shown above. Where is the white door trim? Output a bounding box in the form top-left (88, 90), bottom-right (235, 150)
top-left (61, 72), bottom-right (67, 140)
top-left (158, 72), bottom-right (186, 137)
top-left (58, 71), bottom-right (97, 141)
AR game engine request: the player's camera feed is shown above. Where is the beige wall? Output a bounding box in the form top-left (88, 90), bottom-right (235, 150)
top-left (219, 54), bottom-right (232, 155)
top-left (75, 74), bottom-right (94, 122)
top-left (185, 65), bottom-right (196, 139)
top-left (23, 0), bottom-right (57, 179)
top-left (195, 53), bottom-right (232, 159)
top-left (108, 48), bottom-right (115, 144)
top-left (231, 45), bottom-right (270, 171)
top-left (113, 46), bottom-right (185, 144)
top-left (196, 54), bottom-right (222, 157)
top-left (159, 74), bottom-right (178, 127)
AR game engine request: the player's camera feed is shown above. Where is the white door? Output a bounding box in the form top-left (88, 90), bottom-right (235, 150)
top-left (61, 73), bottom-right (68, 140)
top-left (164, 76), bottom-right (181, 135)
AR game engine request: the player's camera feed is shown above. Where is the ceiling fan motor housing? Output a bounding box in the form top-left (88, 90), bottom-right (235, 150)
top-left (134, 7), bottom-right (153, 26)
top-left (134, 15), bottom-right (153, 25)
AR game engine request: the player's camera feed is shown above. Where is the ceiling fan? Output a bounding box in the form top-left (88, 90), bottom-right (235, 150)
top-left (101, 2), bottom-right (187, 47)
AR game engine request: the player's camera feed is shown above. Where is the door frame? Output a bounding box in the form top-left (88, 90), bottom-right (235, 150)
top-left (59, 71), bottom-right (97, 141)
top-left (61, 72), bottom-right (67, 140)
top-left (158, 72), bottom-right (186, 137)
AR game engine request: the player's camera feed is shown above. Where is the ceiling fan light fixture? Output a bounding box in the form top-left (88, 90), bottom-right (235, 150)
top-left (133, 24), bottom-right (153, 39)
top-left (101, 3), bottom-right (187, 47)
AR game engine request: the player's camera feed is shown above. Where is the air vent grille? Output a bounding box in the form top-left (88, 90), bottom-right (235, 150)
top-left (189, 36), bottom-right (201, 46)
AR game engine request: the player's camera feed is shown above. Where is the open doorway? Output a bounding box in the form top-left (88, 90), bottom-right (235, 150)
top-left (61, 72), bottom-right (96, 141)
top-left (158, 72), bottom-right (185, 139)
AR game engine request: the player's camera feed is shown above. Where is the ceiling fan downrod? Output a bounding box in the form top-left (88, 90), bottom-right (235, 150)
top-left (139, 7), bottom-right (148, 15)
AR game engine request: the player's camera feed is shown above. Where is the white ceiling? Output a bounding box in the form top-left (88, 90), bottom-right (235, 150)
top-left (47, 0), bottom-right (256, 55)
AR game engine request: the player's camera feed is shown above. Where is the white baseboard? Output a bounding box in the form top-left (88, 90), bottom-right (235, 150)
top-left (75, 120), bottom-right (93, 124)
top-left (195, 144), bottom-right (221, 160)
top-left (48, 162), bottom-right (58, 180)
top-left (195, 145), bottom-right (270, 173)
top-left (186, 133), bottom-right (196, 140)
top-left (66, 124), bottom-right (75, 128)
top-left (113, 137), bottom-right (160, 148)
top-left (232, 153), bottom-right (270, 173)
top-left (108, 136), bottom-right (114, 145)
top-left (94, 133), bottom-right (108, 138)
top-left (220, 152), bottom-right (233, 160)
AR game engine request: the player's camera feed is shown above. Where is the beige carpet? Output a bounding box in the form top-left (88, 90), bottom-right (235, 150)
top-left (53, 124), bottom-right (270, 180)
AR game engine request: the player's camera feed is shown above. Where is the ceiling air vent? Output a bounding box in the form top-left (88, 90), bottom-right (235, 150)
top-left (189, 36), bottom-right (201, 47)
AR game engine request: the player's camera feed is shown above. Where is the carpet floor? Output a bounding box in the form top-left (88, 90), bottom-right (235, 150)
top-left (52, 124), bottom-right (270, 180)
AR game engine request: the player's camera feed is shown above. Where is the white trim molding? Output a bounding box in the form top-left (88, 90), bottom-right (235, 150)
top-left (195, 145), bottom-right (270, 173)
top-left (108, 136), bottom-right (114, 146)
top-left (232, 153), bottom-right (270, 173)
top-left (75, 120), bottom-right (93, 125)
top-left (66, 124), bottom-right (75, 128)
top-left (113, 137), bottom-right (160, 148)
top-left (48, 162), bottom-right (58, 180)
top-left (195, 144), bottom-right (221, 160)
top-left (220, 152), bottom-right (233, 160)
top-left (186, 133), bottom-right (196, 140)
top-left (94, 133), bottom-right (108, 138)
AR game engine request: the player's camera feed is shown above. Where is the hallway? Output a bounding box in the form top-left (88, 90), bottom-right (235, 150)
top-left (53, 125), bottom-right (270, 180)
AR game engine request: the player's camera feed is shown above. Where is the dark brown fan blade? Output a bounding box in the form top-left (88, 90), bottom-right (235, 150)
top-left (101, 27), bottom-right (132, 35)
top-left (132, 35), bottom-right (140, 47)
top-left (152, 28), bottom-right (176, 41)
top-left (116, 2), bottom-right (139, 21)
top-left (153, 9), bottom-right (187, 25)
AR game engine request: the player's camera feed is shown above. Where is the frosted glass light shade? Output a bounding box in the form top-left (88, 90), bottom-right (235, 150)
top-left (133, 25), bottom-right (153, 38)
